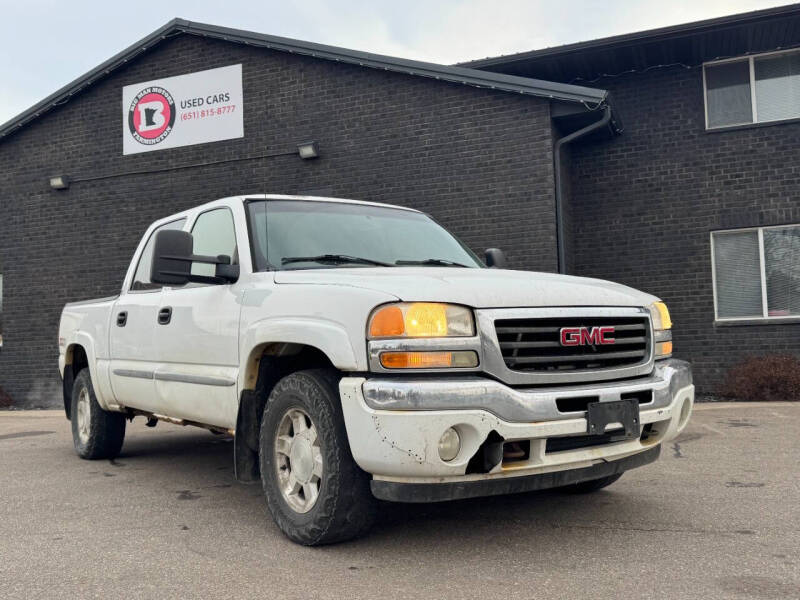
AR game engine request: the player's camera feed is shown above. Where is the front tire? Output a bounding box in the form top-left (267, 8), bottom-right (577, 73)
top-left (71, 369), bottom-right (126, 459)
top-left (259, 369), bottom-right (376, 545)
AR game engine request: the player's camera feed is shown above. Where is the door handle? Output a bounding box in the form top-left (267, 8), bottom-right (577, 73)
top-left (158, 307), bottom-right (172, 325)
top-left (116, 311), bottom-right (127, 327)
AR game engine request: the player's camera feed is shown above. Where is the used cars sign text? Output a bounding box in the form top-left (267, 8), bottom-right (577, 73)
top-left (122, 64), bottom-right (243, 155)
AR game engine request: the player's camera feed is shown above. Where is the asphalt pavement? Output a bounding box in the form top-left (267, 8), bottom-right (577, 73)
top-left (1, 402), bottom-right (798, 599)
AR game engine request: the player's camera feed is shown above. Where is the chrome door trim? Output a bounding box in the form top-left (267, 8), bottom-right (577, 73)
top-left (153, 372), bottom-right (236, 387)
top-left (113, 369), bottom-right (154, 380)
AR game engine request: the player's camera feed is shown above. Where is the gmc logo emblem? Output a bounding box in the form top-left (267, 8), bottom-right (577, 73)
top-left (560, 326), bottom-right (616, 346)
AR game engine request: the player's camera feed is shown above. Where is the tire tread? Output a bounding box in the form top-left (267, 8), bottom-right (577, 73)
top-left (259, 368), bottom-right (376, 545)
top-left (71, 369), bottom-right (126, 460)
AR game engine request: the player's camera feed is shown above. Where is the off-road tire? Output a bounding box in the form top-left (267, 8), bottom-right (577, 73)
top-left (259, 369), bottom-right (376, 545)
top-left (561, 473), bottom-right (623, 493)
top-left (70, 369), bottom-right (126, 459)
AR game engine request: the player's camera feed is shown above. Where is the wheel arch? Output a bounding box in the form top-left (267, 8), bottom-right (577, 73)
top-left (234, 341), bottom-right (343, 483)
top-left (62, 343), bottom-right (90, 420)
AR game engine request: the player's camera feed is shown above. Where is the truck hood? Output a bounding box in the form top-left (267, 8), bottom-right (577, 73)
top-left (273, 267), bottom-right (658, 309)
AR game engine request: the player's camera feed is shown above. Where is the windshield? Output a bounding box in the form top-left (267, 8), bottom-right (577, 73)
top-left (246, 200), bottom-right (484, 271)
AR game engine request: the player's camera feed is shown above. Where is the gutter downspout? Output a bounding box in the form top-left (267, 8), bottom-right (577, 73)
top-left (553, 104), bottom-right (612, 274)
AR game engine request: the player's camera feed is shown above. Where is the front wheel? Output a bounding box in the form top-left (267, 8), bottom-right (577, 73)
top-left (71, 369), bottom-right (126, 459)
top-left (259, 369), bottom-right (376, 545)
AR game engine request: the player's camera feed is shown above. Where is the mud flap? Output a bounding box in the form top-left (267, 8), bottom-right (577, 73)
top-left (234, 389), bottom-right (266, 483)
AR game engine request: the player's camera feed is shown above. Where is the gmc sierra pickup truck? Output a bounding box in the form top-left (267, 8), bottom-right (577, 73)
top-left (59, 194), bottom-right (693, 545)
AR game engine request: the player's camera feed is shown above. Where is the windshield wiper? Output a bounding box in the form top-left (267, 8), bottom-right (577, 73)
top-left (395, 258), bottom-right (470, 268)
top-left (281, 254), bottom-right (394, 267)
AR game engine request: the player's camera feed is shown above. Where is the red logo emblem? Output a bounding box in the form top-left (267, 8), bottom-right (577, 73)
top-left (128, 86), bottom-right (176, 146)
top-left (559, 326), bottom-right (616, 346)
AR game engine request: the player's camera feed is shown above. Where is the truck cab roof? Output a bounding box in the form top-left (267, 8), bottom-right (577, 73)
top-left (153, 194), bottom-right (421, 229)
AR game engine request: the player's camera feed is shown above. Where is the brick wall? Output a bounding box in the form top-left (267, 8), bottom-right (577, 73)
top-left (569, 65), bottom-right (800, 393)
top-left (0, 34), bottom-right (557, 407)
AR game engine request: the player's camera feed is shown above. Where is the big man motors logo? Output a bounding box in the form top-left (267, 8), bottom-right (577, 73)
top-left (127, 86), bottom-right (176, 145)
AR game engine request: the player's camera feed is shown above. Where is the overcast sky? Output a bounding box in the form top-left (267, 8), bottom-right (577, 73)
top-left (0, 0), bottom-right (792, 124)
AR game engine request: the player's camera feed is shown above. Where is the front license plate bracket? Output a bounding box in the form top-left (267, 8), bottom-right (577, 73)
top-left (586, 398), bottom-right (640, 438)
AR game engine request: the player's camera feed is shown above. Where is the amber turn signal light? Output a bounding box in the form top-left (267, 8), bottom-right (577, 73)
top-left (656, 341), bottom-right (673, 357)
top-left (379, 351), bottom-right (479, 369)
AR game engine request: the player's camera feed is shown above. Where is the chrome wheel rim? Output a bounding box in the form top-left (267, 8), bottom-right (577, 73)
top-left (274, 407), bottom-right (322, 514)
top-left (76, 388), bottom-right (91, 445)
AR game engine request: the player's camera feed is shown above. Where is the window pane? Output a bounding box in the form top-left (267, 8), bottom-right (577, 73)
top-left (713, 231), bottom-right (763, 318)
top-left (131, 219), bottom-right (186, 291)
top-left (706, 61), bottom-right (753, 128)
top-left (764, 226), bottom-right (800, 317)
top-left (755, 53), bottom-right (800, 123)
top-left (191, 209), bottom-right (237, 277)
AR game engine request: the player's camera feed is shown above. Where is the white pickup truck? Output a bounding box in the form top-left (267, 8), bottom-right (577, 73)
top-left (59, 194), bottom-right (693, 545)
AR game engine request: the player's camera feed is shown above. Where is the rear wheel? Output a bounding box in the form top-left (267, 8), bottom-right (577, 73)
top-left (259, 369), bottom-right (376, 545)
top-left (71, 369), bottom-right (126, 459)
top-left (561, 473), bottom-right (623, 493)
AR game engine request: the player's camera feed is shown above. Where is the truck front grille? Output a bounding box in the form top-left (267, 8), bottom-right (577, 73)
top-left (495, 316), bottom-right (650, 373)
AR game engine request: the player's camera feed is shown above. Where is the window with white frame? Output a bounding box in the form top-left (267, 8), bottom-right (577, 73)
top-left (704, 50), bottom-right (800, 129)
top-left (712, 225), bottom-right (800, 321)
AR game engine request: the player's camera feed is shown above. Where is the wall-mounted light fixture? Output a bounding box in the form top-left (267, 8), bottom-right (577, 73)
top-left (297, 141), bottom-right (319, 159)
top-left (49, 175), bottom-right (70, 190)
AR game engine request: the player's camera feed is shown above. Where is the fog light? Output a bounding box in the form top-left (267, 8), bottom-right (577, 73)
top-left (438, 427), bottom-right (461, 462)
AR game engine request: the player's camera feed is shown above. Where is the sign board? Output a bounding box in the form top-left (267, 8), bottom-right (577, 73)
top-left (122, 64), bottom-right (243, 155)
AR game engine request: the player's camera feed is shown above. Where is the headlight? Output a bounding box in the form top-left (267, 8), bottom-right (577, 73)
top-left (649, 301), bottom-right (672, 330)
top-left (649, 301), bottom-right (673, 359)
top-left (368, 302), bottom-right (475, 339)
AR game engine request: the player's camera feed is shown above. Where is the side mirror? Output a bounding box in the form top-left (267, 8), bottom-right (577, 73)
top-left (152, 230), bottom-right (193, 286)
top-left (485, 248), bottom-right (507, 269)
top-left (151, 230), bottom-right (239, 285)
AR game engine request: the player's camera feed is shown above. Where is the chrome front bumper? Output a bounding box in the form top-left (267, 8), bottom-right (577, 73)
top-left (339, 359), bottom-right (693, 486)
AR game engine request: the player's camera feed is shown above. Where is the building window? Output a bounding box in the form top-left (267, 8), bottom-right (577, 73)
top-left (704, 50), bottom-right (800, 129)
top-left (711, 225), bottom-right (800, 321)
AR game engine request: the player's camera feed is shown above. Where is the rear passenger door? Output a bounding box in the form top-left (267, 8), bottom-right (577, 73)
top-left (109, 218), bottom-right (186, 411)
top-left (153, 207), bottom-right (242, 429)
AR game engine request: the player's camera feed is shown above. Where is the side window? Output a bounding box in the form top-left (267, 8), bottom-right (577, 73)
top-left (130, 219), bottom-right (186, 291)
top-left (190, 208), bottom-right (238, 278)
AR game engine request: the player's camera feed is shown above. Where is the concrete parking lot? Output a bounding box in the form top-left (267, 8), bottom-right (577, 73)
top-left (1, 402), bottom-right (798, 599)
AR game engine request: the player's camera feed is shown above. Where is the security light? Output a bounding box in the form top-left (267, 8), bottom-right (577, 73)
top-left (297, 141), bottom-right (319, 159)
top-left (49, 175), bottom-right (70, 190)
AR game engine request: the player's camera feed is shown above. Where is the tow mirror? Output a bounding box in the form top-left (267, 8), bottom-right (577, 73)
top-left (152, 230), bottom-right (193, 286)
top-left (485, 248), bottom-right (507, 269)
top-left (151, 230), bottom-right (239, 285)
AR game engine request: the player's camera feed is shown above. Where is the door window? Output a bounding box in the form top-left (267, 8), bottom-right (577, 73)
top-left (190, 209), bottom-right (238, 278)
